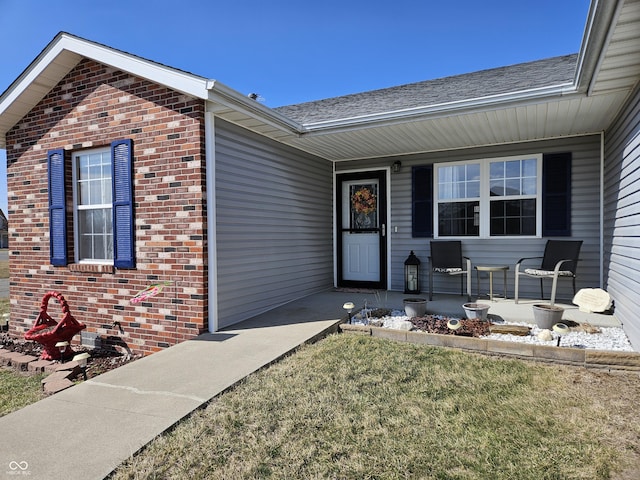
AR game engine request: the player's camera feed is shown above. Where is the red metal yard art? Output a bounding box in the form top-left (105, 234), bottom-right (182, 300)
top-left (24, 291), bottom-right (86, 361)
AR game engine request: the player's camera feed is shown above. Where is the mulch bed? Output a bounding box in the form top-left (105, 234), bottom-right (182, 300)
top-left (410, 316), bottom-right (491, 337)
top-left (0, 333), bottom-right (141, 378)
top-left (363, 309), bottom-right (492, 337)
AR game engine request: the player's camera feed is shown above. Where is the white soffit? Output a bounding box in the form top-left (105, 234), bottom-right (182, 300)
top-left (275, 90), bottom-right (629, 162)
top-left (589, 0), bottom-right (640, 95)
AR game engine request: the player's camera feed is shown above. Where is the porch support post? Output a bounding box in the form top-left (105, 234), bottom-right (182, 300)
top-left (206, 111), bottom-right (219, 333)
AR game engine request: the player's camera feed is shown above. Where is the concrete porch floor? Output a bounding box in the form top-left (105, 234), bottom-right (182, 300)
top-left (335, 289), bottom-right (621, 328)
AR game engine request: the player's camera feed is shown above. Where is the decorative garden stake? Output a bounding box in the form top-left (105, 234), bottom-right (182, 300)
top-left (447, 319), bottom-right (461, 331)
top-left (73, 352), bottom-right (90, 380)
top-left (552, 323), bottom-right (569, 346)
top-left (55, 341), bottom-right (69, 363)
top-left (25, 291), bottom-right (86, 361)
top-left (343, 302), bottom-right (355, 324)
top-left (131, 281), bottom-right (172, 303)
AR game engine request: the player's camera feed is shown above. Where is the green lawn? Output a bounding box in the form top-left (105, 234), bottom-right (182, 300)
top-left (0, 370), bottom-right (45, 417)
top-left (111, 334), bottom-right (640, 479)
top-left (1, 252), bottom-right (639, 478)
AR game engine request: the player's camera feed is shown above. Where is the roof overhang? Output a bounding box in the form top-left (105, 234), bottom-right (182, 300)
top-left (0, 32), bottom-right (300, 149)
top-left (207, 0), bottom-right (640, 162)
top-left (2, 0), bottom-right (640, 161)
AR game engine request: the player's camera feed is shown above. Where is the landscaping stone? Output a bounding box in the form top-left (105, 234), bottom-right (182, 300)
top-left (11, 353), bottom-right (38, 371)
top-left (42, 378), bottom-right (74, 395)
top-left (44, 362), bottom-right (61, 373)
top-left (585, 350), bottom-right (640, 369)
top-left (0, 350), bottom-right (23, 366)
top-left (339, 324), bottom-right (371, 336)
top-left (533, 345), bottom-right (586, 364)
top-left (28, 359), bottom-right (56, 373)
top-left (486, 338), bottom-right (535, 357)
top-left (371, 326), bottom-right (407, 342)
top-left (489, 324), bottom-right (531, 336)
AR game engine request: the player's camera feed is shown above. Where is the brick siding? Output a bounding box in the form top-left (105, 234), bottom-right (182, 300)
top-left (6, 59), bottom-right (208, 355)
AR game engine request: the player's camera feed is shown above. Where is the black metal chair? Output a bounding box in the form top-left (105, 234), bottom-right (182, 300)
top-left (514, 240), bottom-right (583, 305)
top-left (428, 240), bottom-right (471, 301)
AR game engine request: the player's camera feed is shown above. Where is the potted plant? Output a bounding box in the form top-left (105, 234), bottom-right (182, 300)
top-left (462, 303), bottom-right (490, 321)
top-left (532, 304), bottom-right (564, 330)
top-left (403, 298), bottom-right (427, 317)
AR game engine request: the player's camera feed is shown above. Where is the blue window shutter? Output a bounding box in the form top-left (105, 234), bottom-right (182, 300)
top-left (111, 139), bottom-right (135, 269)
top-left (542, 152), bottom-right (572, 237)
top-left (48, 149), bottom-right (68, 266)
top-left (412, 165), bottom-right (433, 237)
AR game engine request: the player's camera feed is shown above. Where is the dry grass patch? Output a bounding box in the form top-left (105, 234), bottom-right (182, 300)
top-left (0, 370), bottom-right (46, 417)
top-left (112, 335), bottom-right (640, 479)
top-left (0, 257), bottom-right (8, 279)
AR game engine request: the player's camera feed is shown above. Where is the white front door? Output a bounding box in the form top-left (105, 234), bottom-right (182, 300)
top-left (337, 171), bottom-right (387, 289)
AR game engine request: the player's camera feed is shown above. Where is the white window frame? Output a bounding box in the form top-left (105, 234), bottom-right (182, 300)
top-left (72, 147), bottom-right (114, 264)
top-left (434, 154), bottom-right (542, 239)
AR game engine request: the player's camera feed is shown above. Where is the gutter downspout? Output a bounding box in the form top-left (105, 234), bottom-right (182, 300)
top-left (600, 131), bottom-right (605, 288)
top-left (332, 161), bottom-right (337, 288)
top-left (205, 111), bottom-right (218, 333)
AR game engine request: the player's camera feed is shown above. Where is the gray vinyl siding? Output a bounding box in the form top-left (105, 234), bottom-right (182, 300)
top-left (604, 82), bottom-right (640, 351)
top-left (214, 119), bottom-right (333, 328)
top-left (337, 135), bottom-right (602, 302)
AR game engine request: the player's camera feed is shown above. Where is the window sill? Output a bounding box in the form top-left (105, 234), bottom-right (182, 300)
top-left (68, 263), bottom-right (115, 274)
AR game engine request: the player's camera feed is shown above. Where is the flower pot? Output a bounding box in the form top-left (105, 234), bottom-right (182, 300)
top-left (462, 303), bottom-right (490, 321)
top-left (403, 298), bottom-right (427, 318)
top-left (532, 304), bottom-right (564, 330)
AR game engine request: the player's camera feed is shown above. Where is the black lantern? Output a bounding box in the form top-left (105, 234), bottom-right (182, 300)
top-left (404, 250), bottom-right (421, 294)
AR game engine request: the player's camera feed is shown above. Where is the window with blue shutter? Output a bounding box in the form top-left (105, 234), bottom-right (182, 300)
top-left (412, 152), bottom-right (571, 238)
top-left (48, 149), bottom-right (68, 266)
top-left (47, 139), bottom-right (135, 268)
top-left (542, 152), bottom-right (572, 236)
top-left (111, 139), bottom-right (135, 269)
top-left (412, 165), bottom-right (433, 237)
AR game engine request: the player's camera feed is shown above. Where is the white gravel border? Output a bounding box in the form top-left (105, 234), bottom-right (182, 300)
top-left (352, 309), bottom-right (634, 352)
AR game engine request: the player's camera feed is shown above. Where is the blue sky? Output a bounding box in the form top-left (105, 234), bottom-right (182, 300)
top-left (0, 0), bottom-right (591, 217)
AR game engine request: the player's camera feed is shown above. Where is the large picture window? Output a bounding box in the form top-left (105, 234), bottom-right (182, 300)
top-left (434, 155), bottom-right (542, 238)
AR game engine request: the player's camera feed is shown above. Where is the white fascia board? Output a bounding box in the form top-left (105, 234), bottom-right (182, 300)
top-left (573, 0), bottom-right (625, 94)
top-left (206, 79), bottom-right (303, 134)
top-left (0, 52), bottom-right (77, 118)
top-left (0, 33), bottom-right (210, 120)
top-left (55, 34), bottom-right (210, 99)
top-left (302, 82), bottom-right (579, 134)
top-left (0, 33), bottom-right (213, 149)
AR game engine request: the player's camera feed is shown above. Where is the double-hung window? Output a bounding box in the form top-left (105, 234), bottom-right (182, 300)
top-left (436, 162), bottom-right (481, 236)
top-left (488, 157), bottom-right (539, 236)
top-left (48, 139), bottom-right (135, 268)
top-left (433, 154), bottom-right (543, 238)
top-left (73, 149), bottom-right (113, 262)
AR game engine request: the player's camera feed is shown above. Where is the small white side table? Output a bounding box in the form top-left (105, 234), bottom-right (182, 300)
top-left (474, 265), bottom-right (509, 301)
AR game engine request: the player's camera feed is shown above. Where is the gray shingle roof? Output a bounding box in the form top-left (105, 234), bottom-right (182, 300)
top-left (274, 54), bottom-right (578, 124)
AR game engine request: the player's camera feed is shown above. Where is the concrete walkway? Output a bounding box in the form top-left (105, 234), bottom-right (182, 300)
top-left (0, 290), bottom-right (354, 480)
top-left (0, 289), bottom-right (623, 479)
